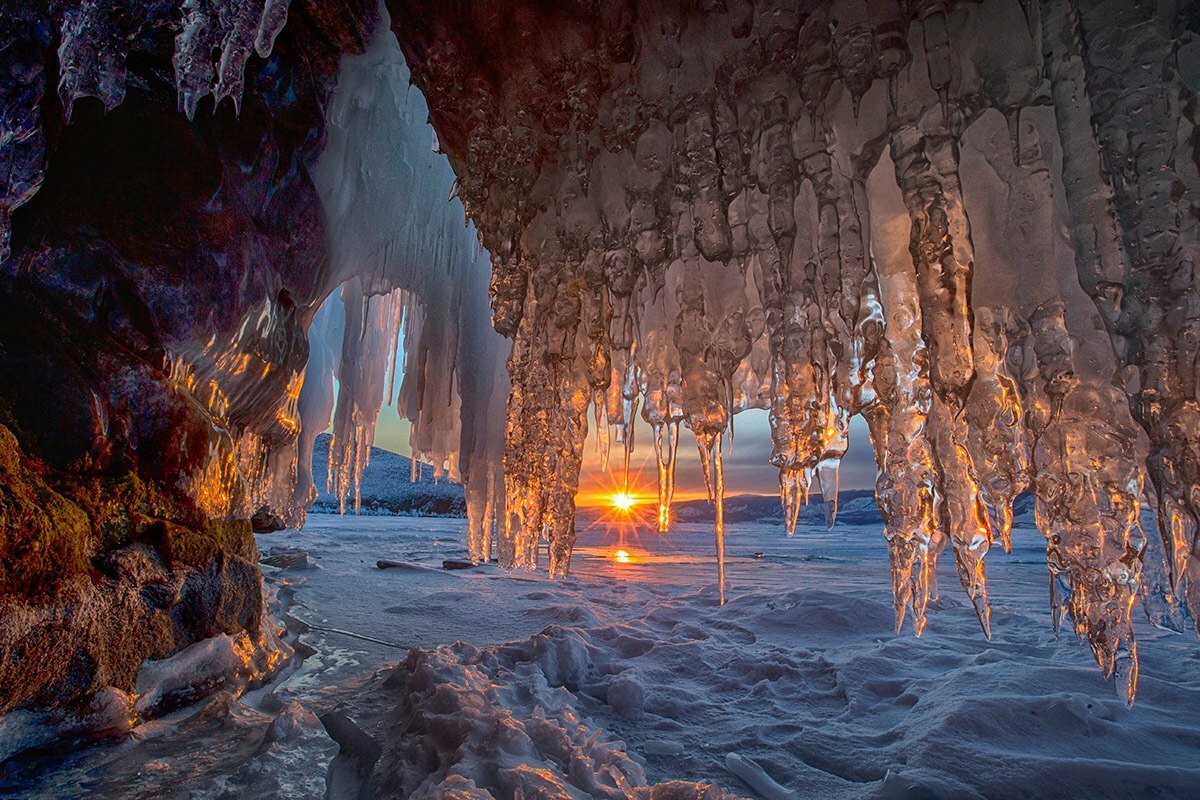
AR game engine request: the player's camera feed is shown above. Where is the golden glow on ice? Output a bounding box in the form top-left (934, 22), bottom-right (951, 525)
top-left (614, 549), bottom-right (631, 563)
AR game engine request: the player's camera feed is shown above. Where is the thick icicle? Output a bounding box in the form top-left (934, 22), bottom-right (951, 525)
top-left (960, 100), bottom-right (1150, 700)
top-left (865, 149), bottom-right (940, 636)
top-left (1067, 0), bottom-right (1200, 632)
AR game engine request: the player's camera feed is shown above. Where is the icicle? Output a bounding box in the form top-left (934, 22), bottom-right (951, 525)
top-left (385, 291), bottom-right (404, 407)
top-left (254, 0), bottom-right (292, 57)
top-left (715, 433), bottom-right (725, 605)
top-left (966, 310), bottom-right (1029, 554)
top-left (919, 5), bottom-right (955, 126)
top-left (1018, 301), bottom-right (1146, 704)
top-left (57, 0), bottom-right (128, 120)
top-left (653, 422), bottom-right (678, 532)
top-left (1042, 0), bottom-right (1200, 647)
top-left (778, 467), bottom-right (807, 536)
top-left (697, 430), bottom-right (727, 605)
top-left (665, 421), bottom-right (679, 529)
top-left (594, 390), bottom-right (609, 471)
top-left (956, 89), bottom-right (1150, 699)
top-left (623, 393), bottom-right (639, 478)
top-left (174, 0), bottom-right (221, 119)
top-left (866, 150), bottom-right (939, 637)
top-left (817, 456), bottom-right (840, 530)
top-left (929, 396), bottom-right (993, 637)
top-left (172, 0), bottom-right (299, 118)
top-left (889, 126), bottom-right (976, 408)
top-left (1004, 107), bottom-right (1022, 167)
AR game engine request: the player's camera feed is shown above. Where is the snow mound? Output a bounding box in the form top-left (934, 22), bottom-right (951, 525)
top-left (367, 629), bottom-right (744, 800)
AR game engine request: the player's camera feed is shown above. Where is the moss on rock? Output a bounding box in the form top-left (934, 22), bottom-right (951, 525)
top-left (0, 425), bottom-right (263, 714)
top-left (0, 425), bottom-right (93, 599)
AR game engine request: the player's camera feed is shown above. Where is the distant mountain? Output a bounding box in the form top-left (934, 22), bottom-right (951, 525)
top-left (310, 433), bottom-right (466, 517)
top-left (306, 436), bottom-right (1043, 528)
top-left (1012, 492), bottom-right (1037, 523)
top-left (664, 490), bottom-right (882, 526)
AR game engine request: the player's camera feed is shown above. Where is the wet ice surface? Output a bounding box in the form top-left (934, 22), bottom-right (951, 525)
top-left (6, 511), bottom-right (1200, 799)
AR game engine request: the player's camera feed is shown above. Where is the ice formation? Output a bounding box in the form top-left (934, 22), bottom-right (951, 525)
top-left (8, 0), bottom-right (1200, 704)
top-left (387, 0), bottom-right (1200, 703)
top-left (302, 9), bottom-right (509, 552)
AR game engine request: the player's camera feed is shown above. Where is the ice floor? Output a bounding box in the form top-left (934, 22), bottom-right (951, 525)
top-left (284, 513), bottom-right (1200, 799)
top-left (4, 511), bottom-right (1200, 798)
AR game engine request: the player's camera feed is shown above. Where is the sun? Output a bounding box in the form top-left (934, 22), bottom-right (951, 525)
top-left (611, 492), bottom-right (637, 512)
top-left (576, 468), bottom-right (660, 556)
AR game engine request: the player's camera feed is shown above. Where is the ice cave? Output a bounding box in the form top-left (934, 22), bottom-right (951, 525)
top-left (2, 0), bottom-right (1200, 797)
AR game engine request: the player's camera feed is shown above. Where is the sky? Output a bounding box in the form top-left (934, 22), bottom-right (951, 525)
top-left (373, 397), bottom-right (879, 507)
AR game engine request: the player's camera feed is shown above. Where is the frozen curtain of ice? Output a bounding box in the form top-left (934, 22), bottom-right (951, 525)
top-left (394, 0), bottom-right (1200, 704)
top-left (7, 0), bottom-right (1200, 702)
top-left (302, 9), bottom-right (510, 561)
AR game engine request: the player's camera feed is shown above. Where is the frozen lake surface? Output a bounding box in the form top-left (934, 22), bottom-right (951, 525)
top-left (4, 510), bottom-right (1200, 798)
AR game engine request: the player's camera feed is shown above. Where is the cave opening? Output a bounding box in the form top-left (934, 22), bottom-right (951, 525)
top-left (3, 0), bottom-right (1200, 798)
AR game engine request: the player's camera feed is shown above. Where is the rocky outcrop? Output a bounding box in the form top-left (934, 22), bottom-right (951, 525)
top-left (0, 425), bottom-right (261, 713)
top-left (0, 0), bottom-right (376, 713)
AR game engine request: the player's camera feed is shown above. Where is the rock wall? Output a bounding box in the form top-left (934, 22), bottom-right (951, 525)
top-left (0, 426), bottom-right (263, 714)
top-left (0, 0), bottom-right (376, 713)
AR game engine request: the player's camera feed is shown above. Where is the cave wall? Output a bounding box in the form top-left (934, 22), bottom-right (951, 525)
top-left (0, 0), bottom-right (376, 714)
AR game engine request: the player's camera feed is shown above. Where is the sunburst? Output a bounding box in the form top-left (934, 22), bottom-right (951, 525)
top-left (577, 458), bottom-right (663, 562)
top-left (610, 492), bottom-right (637, 512)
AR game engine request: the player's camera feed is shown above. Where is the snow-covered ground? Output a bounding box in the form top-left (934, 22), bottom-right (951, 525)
top-left (5, 510), bottom-right (1200, 798)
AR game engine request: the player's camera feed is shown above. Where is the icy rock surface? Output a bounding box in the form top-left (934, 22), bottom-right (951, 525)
top-left (3, 0), bottom-right (297, 262)
top-left (390, 0), bottom-right (1200, 701)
